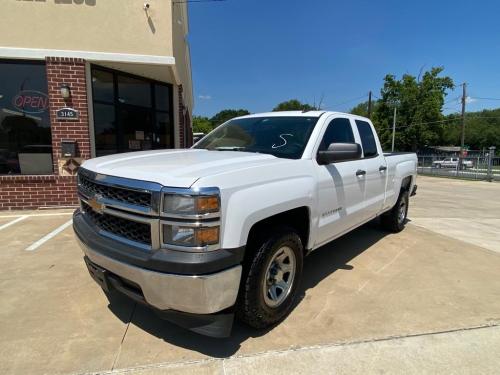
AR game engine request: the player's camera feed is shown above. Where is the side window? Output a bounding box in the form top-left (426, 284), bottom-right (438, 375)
top-left (319, 118), bottom-right (355, 151)
top-left (355, 120), bottom-right (378, 157)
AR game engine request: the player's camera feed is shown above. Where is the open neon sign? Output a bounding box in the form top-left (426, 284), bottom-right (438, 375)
top-left (12, 90), bottom-right (49, 114)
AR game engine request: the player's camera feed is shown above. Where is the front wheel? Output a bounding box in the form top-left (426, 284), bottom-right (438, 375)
top-left (381, 190), bottom-right (409, 233)
top-left (236, 228), bottom-right (303, 329)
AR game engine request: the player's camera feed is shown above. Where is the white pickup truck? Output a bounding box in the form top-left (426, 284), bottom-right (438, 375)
top-left (73, 111), bottom-right (417, 337)
top-left (432, 157), bottom-right (473, 169)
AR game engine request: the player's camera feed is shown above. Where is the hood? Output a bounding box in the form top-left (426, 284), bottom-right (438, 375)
top-left (81, 149), bottom-right (283, 187)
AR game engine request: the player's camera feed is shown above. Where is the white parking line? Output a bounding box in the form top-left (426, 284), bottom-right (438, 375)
top-left (25, 219), bottom-right (73, 251)
top-left (0, 215), bottom-right (28, 231)
top-left (0, 212), bottom-right (73, 219)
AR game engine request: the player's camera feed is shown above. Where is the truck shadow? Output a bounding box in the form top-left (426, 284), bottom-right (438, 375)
top-left (106, 220), bottom-right (390, 358)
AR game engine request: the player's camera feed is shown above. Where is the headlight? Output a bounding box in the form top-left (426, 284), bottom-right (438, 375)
top-left (162, 194), bottom-right (220, 216)
top-left (163, 223), bottom-right (219, 248)
top-left (161, 188), bottom-right (221, 251)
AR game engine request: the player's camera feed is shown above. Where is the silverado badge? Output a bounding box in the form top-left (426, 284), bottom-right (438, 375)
top-left (88, 195), bottom-right (105, 214)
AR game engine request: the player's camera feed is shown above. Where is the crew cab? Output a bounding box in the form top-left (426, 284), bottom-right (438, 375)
top-left (432, 157), bottom-right (473, 169)
top-left (73, 111), bottom-right (417, 337)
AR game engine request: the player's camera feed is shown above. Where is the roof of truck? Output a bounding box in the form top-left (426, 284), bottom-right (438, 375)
top-left (234, 111), bottom-right (367, 120)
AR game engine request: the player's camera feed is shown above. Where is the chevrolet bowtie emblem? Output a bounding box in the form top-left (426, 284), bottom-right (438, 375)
top-left (88, 194), bottom-right (105, 214)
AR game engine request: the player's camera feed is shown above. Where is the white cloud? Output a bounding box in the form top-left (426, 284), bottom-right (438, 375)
top-left (198, 95), bottom-right (212, 100)
top-left (465, 96), bottom-right (477, 104)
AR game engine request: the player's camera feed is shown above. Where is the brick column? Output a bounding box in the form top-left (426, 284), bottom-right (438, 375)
top-left (46, 57), bottom-right (91, 171)
top-left (178, 84), bottom-right (185, 147)
top-left (185, 111), bottom-right (192, 147)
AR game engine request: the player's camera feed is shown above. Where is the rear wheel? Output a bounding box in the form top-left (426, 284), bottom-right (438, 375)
top-left (381, 190), bottom-right (409, 233)
top-left (236, 228), bottom-right (303, 329)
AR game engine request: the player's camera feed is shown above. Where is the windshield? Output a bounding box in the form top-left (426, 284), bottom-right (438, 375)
top-left (193, 116), bottom-right (319, 159)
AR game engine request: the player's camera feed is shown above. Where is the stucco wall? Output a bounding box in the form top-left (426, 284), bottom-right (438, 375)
top-left (172, 2), bottom-right (193, 112)
top-left (0, 0), bottom-right (173, 57)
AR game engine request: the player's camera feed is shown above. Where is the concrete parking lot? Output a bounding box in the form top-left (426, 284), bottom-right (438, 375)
top-left (1, 176), bottom-right (499, 374)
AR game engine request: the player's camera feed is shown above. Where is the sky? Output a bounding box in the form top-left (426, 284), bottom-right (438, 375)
top-left (188, 0), bottom-right (500, 117)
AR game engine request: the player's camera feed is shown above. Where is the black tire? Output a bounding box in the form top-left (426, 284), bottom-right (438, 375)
top-left (381, 189), bottom-right (409, 233)
top-left (236, 227), bottom-right (304, 329)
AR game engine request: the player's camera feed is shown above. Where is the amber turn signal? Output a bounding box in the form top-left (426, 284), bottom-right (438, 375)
top-left (196, 196), bottom-right (219, 213)
top-left (195, 226), bottom-right (220, 246)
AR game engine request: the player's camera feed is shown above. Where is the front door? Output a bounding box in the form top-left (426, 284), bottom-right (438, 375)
top-left (118, 105), bottom-right (153, 152)
top-left (315, 116), bottom-right (367, 246)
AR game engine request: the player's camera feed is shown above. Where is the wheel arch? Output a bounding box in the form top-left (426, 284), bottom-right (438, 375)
top-left (244, 206), bottom-right (311, 263)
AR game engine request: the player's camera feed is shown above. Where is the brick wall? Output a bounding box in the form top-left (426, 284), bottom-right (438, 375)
top-left (0, 175), bottom-right (78, 210)
top-left (178, 85), bottom-right (185, 147)
top-left (178, 84), bottom-right (192, 148)
top-left (0, 57), bottom-right (90, 211)
top-left (46, 57), bottom-right (91, 163)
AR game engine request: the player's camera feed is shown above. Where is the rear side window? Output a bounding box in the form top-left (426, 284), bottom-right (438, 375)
top-left (319, 118), bottom-right (355, 151)
top-left (355, 120), bottom-right (378, 157)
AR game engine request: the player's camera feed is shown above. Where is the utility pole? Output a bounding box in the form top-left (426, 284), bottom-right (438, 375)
top-left (368, 91), bottom-right (372, 118)
top-left (391, 106), bottom-right (397, 152)
top-left (459, 83), bottom-right (467, 168)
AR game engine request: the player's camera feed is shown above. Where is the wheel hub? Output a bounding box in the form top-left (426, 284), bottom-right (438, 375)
top-left (263, 246), bottom-right (296, 308)
top-left (398, 199), bottom-right (407, 224)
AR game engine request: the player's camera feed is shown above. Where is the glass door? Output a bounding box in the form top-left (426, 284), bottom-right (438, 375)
top-left (118, 105), bottom-right (153, 152)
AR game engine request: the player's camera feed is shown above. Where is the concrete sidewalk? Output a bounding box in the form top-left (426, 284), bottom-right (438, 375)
top-left (94, 325), bottom-right (500, 375)
top-left (0, 176), bottom-right (499, 374)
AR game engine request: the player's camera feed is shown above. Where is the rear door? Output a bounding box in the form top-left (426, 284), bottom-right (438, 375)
top-left (353, 119), bottom-right (387, 218)
top-left (314, 116), bottom-right (367, 246)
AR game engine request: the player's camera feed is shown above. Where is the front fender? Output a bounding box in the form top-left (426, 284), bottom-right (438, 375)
top-left (220, 176), bottom-right (315, 249)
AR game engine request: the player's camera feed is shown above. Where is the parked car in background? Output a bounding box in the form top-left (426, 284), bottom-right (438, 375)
top-left (192, 132), bottom-right (205, 143)
top-left (74, 111), bottom-right (417, 337)
top-left (432, 157), bottom-right (473, 169)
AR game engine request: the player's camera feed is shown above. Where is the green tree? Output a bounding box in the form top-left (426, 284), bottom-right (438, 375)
top-left (441, 109), bottom-right (500, 150)
top-left (373, 67), bottom-right (454, 151)
top-left (210, 109), bottom-right (250, 127)
top-left (272, 99), bottom-right (316, 112)
top-left (349, 100), bottom-right (381, 118)
top-left (192, 116), bottom-right (214, 134)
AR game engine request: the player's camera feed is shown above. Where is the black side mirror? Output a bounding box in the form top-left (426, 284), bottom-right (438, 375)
top-left (317, 142), bottom-right (362, 165)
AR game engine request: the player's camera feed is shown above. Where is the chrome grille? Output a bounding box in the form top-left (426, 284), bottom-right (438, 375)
top-left (79, 172), bottom-right (152, 207)
top-left (82, 201), bottom-right (152, 245)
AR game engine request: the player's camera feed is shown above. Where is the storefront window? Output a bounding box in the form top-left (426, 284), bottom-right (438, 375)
top-left (93, 103), bottom-right (117, 156)
top-left (91, 66), bottom-right (174, 157)
top-left (92, 70), bottom-right (114, 103)
top-left (0, 60), bottom-right (52, 175)
top-left (117, 75), bottom-right (151, 107)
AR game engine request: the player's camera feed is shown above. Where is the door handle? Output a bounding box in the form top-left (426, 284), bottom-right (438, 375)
top-left (379, 165), bottom-right (387, 172)
top-left (356, 169), bottom-right (366, 176)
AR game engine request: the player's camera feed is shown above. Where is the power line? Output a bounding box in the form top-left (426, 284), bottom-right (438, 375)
top-left (462, 116), bottom-right (500, 120)
top-left (383, 115), bottom-right (500, 131)
top-left (329, 94), bottom-right (368, 108)
top-left (444, 95), bottom-right (461, 105)
top-left (386, 117), bottom-right (460, 131)
top-left (471, 97), bottom-right (500, 101)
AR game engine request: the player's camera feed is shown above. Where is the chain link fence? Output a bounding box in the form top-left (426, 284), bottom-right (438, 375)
top-left (417, 153), bottom-right (500, 181)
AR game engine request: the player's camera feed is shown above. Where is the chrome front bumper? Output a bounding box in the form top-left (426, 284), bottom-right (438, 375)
top-left (77, 236), bottom-right (242, 314)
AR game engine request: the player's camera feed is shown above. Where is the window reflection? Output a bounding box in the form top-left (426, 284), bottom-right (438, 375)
top-left (91, 67), bottom-right (173, 156)
top-left (94, 103), bottom-right (117, 156)
top-left (117, 75), bottom-right (151, 107)
top-left (0, 61), bottom-right (52, 175)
